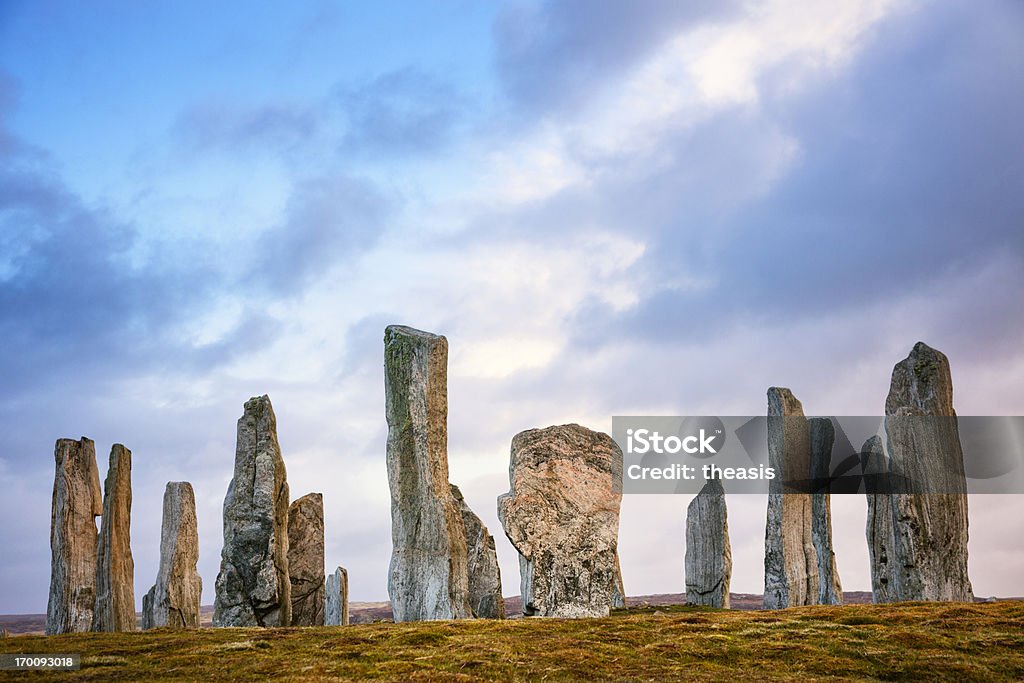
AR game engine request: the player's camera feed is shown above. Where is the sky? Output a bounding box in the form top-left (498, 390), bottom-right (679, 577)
top-left (1, 0), bottom-right (1022, 615)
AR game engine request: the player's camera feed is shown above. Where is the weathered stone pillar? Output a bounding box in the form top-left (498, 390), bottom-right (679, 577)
top-left (451, 484), bottom-right (504, 619)
top-left (384, 325), bottom-right (472, 621)
top-left (288, 493), bottom-right (325, 626)
top-left (93, 444), bottom-right (136, 631)
top-left (213, 394), bottom-right (291, 627)
top-left (763, 388), bottom-right (818, 609)
top-left (868, 342), bottom-right (973, 602)
top-left (809, 418), bottom-right (842, 605)
top-left (325, 566), bottom-right (349, 626)
top-left (47, 437), bottom-right (102, 635)
top-left (498, 424), bottom-right (624, 618)
top-left (142, 482), bottom-right (202, 629)
top-left (685, 478), bottom-right (731, 608)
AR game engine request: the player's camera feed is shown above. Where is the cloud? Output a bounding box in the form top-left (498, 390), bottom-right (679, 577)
top-left (494, 0), bottom-right (739, 114)
top-left (249, 173), bottom-right (390, 295)
top-left (335, 67), bottom-right (466, 157)
top-left (176, 102), bottom-right (320, 154)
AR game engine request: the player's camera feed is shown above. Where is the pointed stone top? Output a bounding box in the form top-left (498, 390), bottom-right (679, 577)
top-left (385, 325), bottom-right (445, 343)
top-left (767, 387), bottom-right (804, 417)
top-left (698, 477), bottom-right (726, 495)
top-left (885, 342), bottom-right (954, 416)
top-left (291, 492), bottom-right (323, 509)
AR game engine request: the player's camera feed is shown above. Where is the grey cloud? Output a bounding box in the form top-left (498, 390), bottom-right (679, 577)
top-left (563, 2), bottom-right (1024, 351)
top-left (335, 67), bottom-right (466, 157)
top-left (494, 0), bottom-right (739, 115)
top-left (250, 173), bottom-right (390, 295)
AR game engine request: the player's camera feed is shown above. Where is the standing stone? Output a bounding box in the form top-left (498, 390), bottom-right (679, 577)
top-left (809, 419), bottom-right (843, 605)
top-left (47, 437), bottom-right (102, 635)
top-left (450, 484), bottom-right (505, 619)
top-left (385, 325), bottom-right (472, 621)
top-left (498, 424), bottom-right (624, 618)
top-left (611, 552), bottom-right (626, 609)
top-left (325, 566), bottom-right (349, 626)
top-left (288, 493), bottom-right (325, 626)
top-left (213, 395), bottom-right (291, 627)
top-left (685, 478), bottom-right (731, 608)
top-left (868, 342), bottom-right (973, 602)
top-left (93, 444), bottom-right (136, 632)
top-left (763, 388), bottom-right (818, 609)
top-left (860, 436), bottom-right (897, 603)
top-left (142, 482), bottom-right (203, 629)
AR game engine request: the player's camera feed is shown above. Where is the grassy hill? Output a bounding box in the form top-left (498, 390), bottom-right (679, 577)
top-left (1, 601), bottom-right (1021, 681)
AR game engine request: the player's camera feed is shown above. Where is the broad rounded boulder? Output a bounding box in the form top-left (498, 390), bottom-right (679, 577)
top-left (498, 424), bottom-right (624, 618)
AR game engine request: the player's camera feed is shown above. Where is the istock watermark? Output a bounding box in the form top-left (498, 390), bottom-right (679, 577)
top-left (613, 416), bottom-right (1024, 494)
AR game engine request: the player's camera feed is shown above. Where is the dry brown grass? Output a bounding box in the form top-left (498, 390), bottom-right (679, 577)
top-left (1, 601), bottom-right (1022, 681)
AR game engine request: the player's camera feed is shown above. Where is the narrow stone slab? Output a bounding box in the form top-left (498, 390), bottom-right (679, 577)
top-left (809, 418), bottom-right (842, 605)
top-left (93, 444), bottom-right (136, 631)
top-left (142, 482), bottom-right (203, 629)
top-left (288, 493), bottom-right (325, 626)
top-left (685, 478), bottom-right (731, 608)
top-left (498, 424), bottom-right (624, 618)
top-left (763, 388), bottom-right (818, 609)
top-left (325, 566), bottom-right (349, 626)
top-left (385, 325), bottom-right (472, 621)
top-left (47, 437), bottom-right (102, 635)
top-left (451, 484), bottom-right (504, 619)
top-left (861, 436), bottom-right (897, 603)
top-left (213, 394), bottom-right (291, 627)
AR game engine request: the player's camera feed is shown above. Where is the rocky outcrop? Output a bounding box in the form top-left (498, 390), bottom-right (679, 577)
top-left (450, 484), bottom-right (504, 619)
top-left (325, 566), bottom-right (349, 626)
top-left (93, 444), bottom-right (136, 632)
top-left (809, 419), bottom-right (842, 605)
top-left (498, 424), bottom-right (624, 618)
top-left (763, 388), bottom-right (818, 609)
top-left (142, 482), bottom-right (202, 629)
top-left (385, 325), bottom-right (472, 621)
top-left (288, 493), bottom-right (325, 626)
top-left (685, 478), bottom-right (731, 608)
top-left (213, 395), bottom-right (291, 627)
top-left (867, 342), bottom-right (973, 602)
top-left (47, 437), bottom-right (103, 635)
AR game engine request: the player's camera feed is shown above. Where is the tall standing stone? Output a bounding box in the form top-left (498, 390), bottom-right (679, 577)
top-left (213, 395), bottom-right (291, 627)
top-left (685, 478), bottom-right (731, 608)
top-left (142, 482), bottom-right (202, 629)
top-left (763, 388), bottom-right (818, 609)
top-left (498, 424), bottom-right (624, 618)
top-left (325, 566), bottom-right (349, 626)
top-left (809, 418), bottom-right (843, 605)
top-left (867, 342), bottom-right (973, 602)
top-left (288, 493), bottom-right (325, 626)
top-left (450, 484), bottom-right (505, 619)
top-left (47, 438), bottom-right (102, 635)
top-left (384, 325), bottom-right (472, 621)
top-left (93, 444), bottom-right (136, 632)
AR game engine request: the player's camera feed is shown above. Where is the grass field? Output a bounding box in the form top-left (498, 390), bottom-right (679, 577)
top-left (1, 601), bottom-right (1022, 681)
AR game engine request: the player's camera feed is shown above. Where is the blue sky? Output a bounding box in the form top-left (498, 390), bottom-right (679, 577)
top-left (1, 0), bottom-right (1023, 614)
